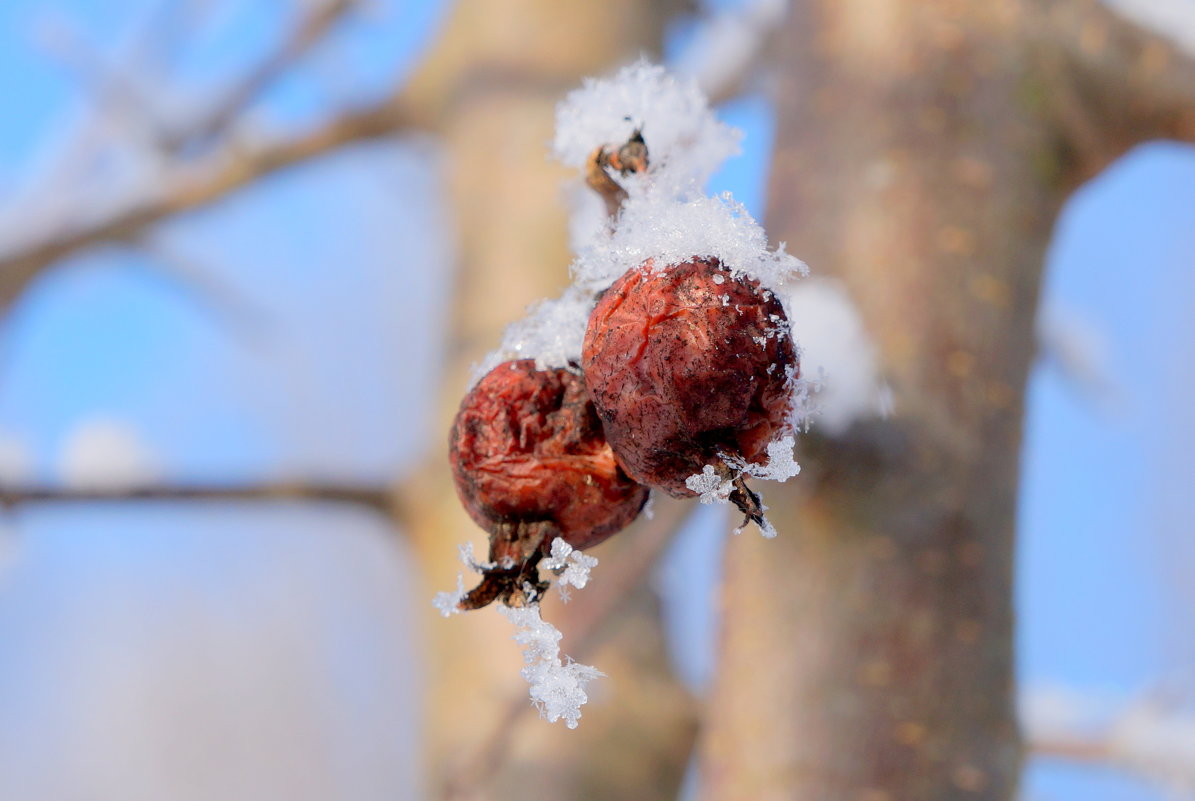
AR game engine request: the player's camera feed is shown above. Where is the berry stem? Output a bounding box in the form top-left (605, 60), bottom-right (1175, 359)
top-left (728, 474), bottom-right (767, 533)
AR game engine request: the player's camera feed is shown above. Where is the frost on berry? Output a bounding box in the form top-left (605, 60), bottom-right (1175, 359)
top-left (582, 257), bottom-right (798, 532)
top-left (448, 359), bottom-right (648, 610)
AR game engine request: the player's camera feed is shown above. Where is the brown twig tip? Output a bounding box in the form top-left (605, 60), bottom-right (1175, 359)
top-left (729, 474), bottom-right (768, 532)
top-left (457, 520), bottom-right (553, 611)
top-left (584, 129), bottom-right (649, 218)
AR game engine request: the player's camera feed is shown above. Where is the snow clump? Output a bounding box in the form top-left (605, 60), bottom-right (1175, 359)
top-left (500, 604), bottom-right (603, 729)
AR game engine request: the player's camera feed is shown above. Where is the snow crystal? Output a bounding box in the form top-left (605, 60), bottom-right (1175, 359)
top-left (554, 59), bottom-right (742, 195)
top-left (458, 541), bottom-right (494, 572)
top-left (727, 435), bottom-right (801, 482)
top-left (543, 537), bottom-right (599, 601)
top-left (500, 604), bottom-right (603, 729)
top-left (432, 574), bottom-right (466, 618)
top-left (685, 465), bottom-right (734, 504)
top-left (571, 191), bottom-right (808, 295)
top-left (471, 285), bottom-right (595, 384)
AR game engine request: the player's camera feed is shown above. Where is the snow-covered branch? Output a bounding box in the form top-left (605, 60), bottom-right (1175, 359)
top-left (0, 0), bottom-right (423, 314)
top-left (1024, 684), bottom-right (1195, 793)
top-left (0, 96), bottom-right (425, 311)
top-left (1031, 0), bottom-right (1195, 177)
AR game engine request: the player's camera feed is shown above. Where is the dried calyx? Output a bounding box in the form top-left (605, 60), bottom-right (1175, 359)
top-left (585, 128), bottom-right (649, 216)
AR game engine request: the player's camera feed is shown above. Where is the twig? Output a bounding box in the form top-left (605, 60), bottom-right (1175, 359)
top-left (584, 130), bottom-right (648, 217)
top-left (1024, 685), bottom-right (1195, 791)
top-left (0, 95), bottom-right (426, 310)
top-left (167, 0), bottom-right (361, 152)
top-left (135, 234), bottom-right (270, 342)
top-left (441, 497), bottom-right (692, 801)
top-left (0, 482), bottom-right (399, 519)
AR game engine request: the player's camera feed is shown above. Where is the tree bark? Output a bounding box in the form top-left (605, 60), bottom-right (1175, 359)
top-left (701, 2), bottom-right (1078, 799)
top-left (396, 2), bottom-right (695, 799)
top-left (700, 0), bottom-right (1195, 798)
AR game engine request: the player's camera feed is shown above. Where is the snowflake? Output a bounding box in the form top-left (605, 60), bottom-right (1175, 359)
top-left (543, 537), bottom-right (599, 601)
top-left (685, 465), bottom-right (734, 504)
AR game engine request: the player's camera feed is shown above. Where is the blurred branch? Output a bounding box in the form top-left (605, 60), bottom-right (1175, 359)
top-left (135, 234), bottom-right (269, 342)
top-left (167, 0), bottom-right (361, 152)
top-left (441, 498), bottom-right (692, 801)
top-left (672, 0), bottom-right (789, 104)
top-left (1032, 0), bottom-right (1195, 178)
top-left (1025, 686), bottom-right (1195, 792)
top-left (0, 95), bottom-right (426, 310)
top-left (0, 482), bottom-right (401, 520)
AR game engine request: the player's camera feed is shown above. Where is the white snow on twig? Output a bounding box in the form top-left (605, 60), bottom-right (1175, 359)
top-left (1023, 683), bottom-right (1195, 793)
top-left (432, 541), bottom-right (493, 617)
top-left (554, 59), bottom-right (742, 194)
top-left (432, 573), bottom-right (466, 618)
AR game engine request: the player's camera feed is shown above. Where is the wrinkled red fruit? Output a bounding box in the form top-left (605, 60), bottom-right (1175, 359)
top-left (450, 359), bottom-right (649, 608)
top-left (582, 258), bottom-right (797, 507)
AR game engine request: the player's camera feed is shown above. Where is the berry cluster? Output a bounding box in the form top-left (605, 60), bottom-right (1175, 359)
top-left (445, 62), bottom-right (807, 614)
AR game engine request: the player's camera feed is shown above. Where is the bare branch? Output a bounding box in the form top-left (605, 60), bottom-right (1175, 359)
top-left (0, 481), bottom-right (400, 519)
top-left (168, 0), bottom-right (361, 152)
top-left (1031, 0), bottom-right (1195, 177)
top-left (440, 498), bottom-right (692, 801)
top-left (1024, 685), bottom-right (1195, 792)
top-left (135, 234), bottom-right (270, 342)
top-left (0, 95), bottom-right (426, 310)
top-left (671, 0), bottom-right (790, 105)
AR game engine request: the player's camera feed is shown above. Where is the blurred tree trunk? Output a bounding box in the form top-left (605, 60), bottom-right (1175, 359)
top-left (699, 1), bottom-right (1195, 800)
top-left (396, 2), bottom-right (695, 800)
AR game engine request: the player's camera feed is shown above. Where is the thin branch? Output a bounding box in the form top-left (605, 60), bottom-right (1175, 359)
top-left (1025, 685), bottom-right (1195, 791)
top-left (0, 482), bottom-right (400, 519)
top-left (167, 0), bottom-right (361, 152)
top-left (671, 0), bottom-right (790, 105)
top-left (135, 234), bottom-right (270, 342)
top-left (0, 95), bottom-right (427, 310)
top-left (441, 497), bottom-right (693, 801)
top-left (1030, 0), bottom-right (1195, 177)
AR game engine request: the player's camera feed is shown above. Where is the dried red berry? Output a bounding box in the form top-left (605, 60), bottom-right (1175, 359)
top-left (450, 359), bottom-right (649, 608)
top-left (582, 258), bottom-right (797, 521)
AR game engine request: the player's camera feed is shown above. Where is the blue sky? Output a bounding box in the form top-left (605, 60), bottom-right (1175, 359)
top-left (0, 1), bottom-right (1193, 799)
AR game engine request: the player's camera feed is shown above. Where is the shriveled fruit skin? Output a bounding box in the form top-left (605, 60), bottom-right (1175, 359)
top-left (450, 360), bottom-right (648, 559)
top-left (582, 258), bottom-right (797, 497)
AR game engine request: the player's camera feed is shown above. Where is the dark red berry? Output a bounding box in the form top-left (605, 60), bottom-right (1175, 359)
top-left (582, 258), bottom-right (797, 509)
top-left (450, 359), bottom-right (649, 608)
